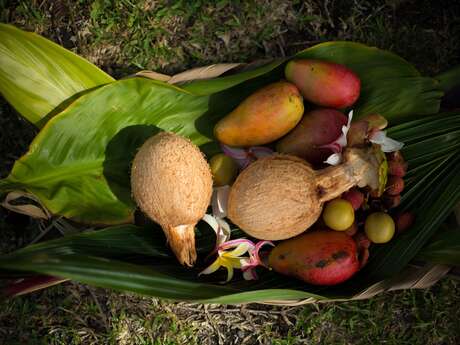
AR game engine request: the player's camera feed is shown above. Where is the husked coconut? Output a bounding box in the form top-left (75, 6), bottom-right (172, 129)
top-left (131, 132), bottom-right (213, 266)
top-left (227, 146), bottom-right (384, 240)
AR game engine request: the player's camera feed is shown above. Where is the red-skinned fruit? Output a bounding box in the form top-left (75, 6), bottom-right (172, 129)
top-left (395, 212), bottom-right (415, 233)
top-left (386, 176), bottom-right (405, 196)
top-left (276, 108), bottom-right (347, 165)
top-left (388, 160), bottom-right (407, 177)
top-left (342, 188), bottom-right (364, 210)
top-left (387, 151), bottom-right (405, 163)
top-left (285, 59), bottom-right (361, 108)
top-left (268, 230), bottom-right (360, 286)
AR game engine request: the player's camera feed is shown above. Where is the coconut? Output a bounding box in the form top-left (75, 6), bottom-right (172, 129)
top-left (227, 146), bottom-right (384, 240)
top-left (131, 132), bottom-right (213, 266)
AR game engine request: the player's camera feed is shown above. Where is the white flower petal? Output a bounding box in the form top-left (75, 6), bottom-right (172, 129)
top-left (211, 186), bottom-right (230, 218)
top-left (324, 153), bottom-right (342, 166)
top-left (336, 110), bottom-right (354, 147)
top-left (370, 131), bottom-right (404, 152)
top-left (202, 214), bottom-right (231, 246)
top-left (223, 242), bottom-right (252, 257)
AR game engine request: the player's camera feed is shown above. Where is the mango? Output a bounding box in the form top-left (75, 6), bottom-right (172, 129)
top-left (285, 59), bottom-right (360, 108)
top-left (268, 230), bottom-right (359, 286)
top-left (214, 81), bottom-right (304, 146)
top-left (276, 108), bottom-right (347, 165)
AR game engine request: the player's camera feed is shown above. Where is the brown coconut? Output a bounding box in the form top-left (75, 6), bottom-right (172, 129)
top-left (227, 146), bottom-right (384, 240)
top-left (131, 132), bottom-right (213, 266)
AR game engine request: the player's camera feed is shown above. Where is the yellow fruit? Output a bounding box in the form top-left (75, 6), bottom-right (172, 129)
top-left (214, 81), bottom-right (304, 146)
top-left (210, 153), bottom-right (238, 186)
top-left (364, 212), bottom-right (395, 243)
top-left (322, 199), bottom-right (355, 231)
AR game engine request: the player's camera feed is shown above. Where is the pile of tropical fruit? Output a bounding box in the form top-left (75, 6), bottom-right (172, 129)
top-left (131, 59), bottom-right (414, 286)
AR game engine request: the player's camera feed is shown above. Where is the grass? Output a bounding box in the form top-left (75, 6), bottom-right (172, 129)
top-left (0, 279), bottom-right (458, 345)
top-left (0, 0), bottom-right (460, 344)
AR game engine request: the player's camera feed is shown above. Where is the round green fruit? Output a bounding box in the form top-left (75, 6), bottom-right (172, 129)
top-left (322, 199), bottom-right (355, 231)
top-left (209, 153), bottom-right (238, 186)
top-left (364, 212), bottom-right (395, 244)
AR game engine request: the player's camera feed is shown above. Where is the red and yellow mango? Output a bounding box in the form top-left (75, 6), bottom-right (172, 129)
top-left (214, 81), bottom-right (304, 147)
top-left (268, 230), bottom-right (359, 286)
top-left (276, 108), bottom-right (347, 165)
top-left (285, 59), bottom-right (361, 108)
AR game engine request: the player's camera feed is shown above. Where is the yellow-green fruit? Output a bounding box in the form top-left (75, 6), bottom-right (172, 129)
top-left (210, 153), bottom-right (238, 186)
top-left (214, 81), bottom-right (304, 146)
top-left (365, 212), bottom-right (395, 243)
top-left (322, 199), bottom-right (355, 231)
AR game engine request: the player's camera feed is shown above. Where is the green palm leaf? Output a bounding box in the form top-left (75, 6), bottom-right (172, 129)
top-left (416, 226), bottom-right (460, 266)
top-left (361, 113), bottom-right (460, 281)
top-left (0, 24), bottom-right (114, 127)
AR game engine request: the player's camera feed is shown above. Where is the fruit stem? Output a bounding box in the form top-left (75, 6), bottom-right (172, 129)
top-left (316, 147), bottom-right (383, 203)
top-left (315, 165), bottom-right (357, 203)
top-left (163, 224), bottom-right (197, 266)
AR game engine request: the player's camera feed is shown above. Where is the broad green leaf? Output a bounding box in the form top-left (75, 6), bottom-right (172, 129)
top-left (180, 60), bottom-right (285, 95)
top-left (11, 225), bottom-right (171, 259)
top-left (0, 24), bottom-right (114, 127)
top-left (0, 62), bottom-right (283, 224)
top-left (0, 252), bottom-right (332, 303)
top-left (0, 78), bottom-right (222, 224)
top-left (0, 253), bottom-right (240, 301)
top-left (0, 223), bottom-right (447, 302)
top-left (295, 42), bottom-right (443, 121)
top-left (0, 225), bottom-right (332, 303)
top-left (9, 222), bottom-right (219, 260)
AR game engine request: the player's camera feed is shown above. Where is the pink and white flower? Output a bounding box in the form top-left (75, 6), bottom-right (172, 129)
top-left (221, 144), bottom-right (274, 169)
top-left (201, 214), bottom-right (273, 282)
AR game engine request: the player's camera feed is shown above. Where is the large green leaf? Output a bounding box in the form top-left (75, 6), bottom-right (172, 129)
top-left (0, 78), bottom-right (220, 224)
top-left (180, 60), bottom-right (285, 95)
top-left (0, 60), bottom-right (284, 224)
top-left (0, 220), bottom-right (452, 302)
top-left (0, 24), bottom-right (114, 127)
top-left (294, 42), bottom-right (443, 122)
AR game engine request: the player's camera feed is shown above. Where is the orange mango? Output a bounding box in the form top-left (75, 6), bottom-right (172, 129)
top-left (285, 59), bottom-right (360, 108)
top-left (214, 81), bottom-right (304, 146)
